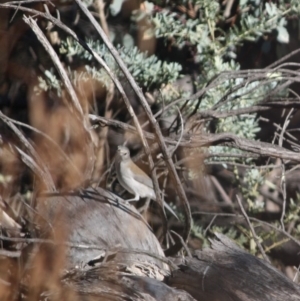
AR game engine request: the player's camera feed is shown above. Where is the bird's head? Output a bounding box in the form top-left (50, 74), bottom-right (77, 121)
top-left (117, 145), bottom-right (131, 161)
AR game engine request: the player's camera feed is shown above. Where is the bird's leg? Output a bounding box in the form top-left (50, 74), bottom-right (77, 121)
top-left (125, 194), bottom-right (140, 202)
top-left (138, 197), bottom-right (151, 215)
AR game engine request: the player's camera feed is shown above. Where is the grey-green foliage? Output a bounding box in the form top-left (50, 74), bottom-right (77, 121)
top-left (199, 69), bottom-right (280, 141)
top-left (153, 0), bottom-right (298, 82)
top-left (59, 37), bottom-right (182, 90)
top-left (35, 69), bottom-right (62, 96)
top-left (191, 223), bottom-right (250, 250)
top-left (285, 196), bottom-right (300, 237)
top-left (153, 13), bottom-right (212, 50)
top-left (154, 1), bottom-right (300, 52)
top-left (229, 0), bottom-right (299, 45)
top-left (38, 36), bottom-right (182, 94)
top-left (120, 47), bottom-right (182, 89)
top-left (152, 0), bottom-right (298, 151)
top-left (237, 166), bottom-right (265, 211)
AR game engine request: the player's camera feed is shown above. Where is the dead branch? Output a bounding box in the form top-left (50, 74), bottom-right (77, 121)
top-left (74, 0), bottom-right (191, 256)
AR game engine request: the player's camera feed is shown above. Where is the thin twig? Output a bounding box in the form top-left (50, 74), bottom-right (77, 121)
top-left (204, 215), bottom-right (217, 236)
top-left (236, 195), bottom-right (270, 263)
top-left (170, 230), bottom-right (192, 258)
top-left (94, 0), bottom-right (109, 37)
top-left (278, 109), bottom-right (293, 231)
top-left (170, 106), bottom-right (184, 156)
top-left (211, 176), bottom-right (233, 205)
top-left (280, 164), bottom-right (287, 231)
top-left (267, 47), bottom-right (300, 69)
top-left (224, 0), bottom-right (235, 18)
top-left (293, 264), bottom-right (300, 282)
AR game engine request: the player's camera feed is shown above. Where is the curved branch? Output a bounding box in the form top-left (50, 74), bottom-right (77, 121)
top-left (75, 0), bottom-right (191, 256)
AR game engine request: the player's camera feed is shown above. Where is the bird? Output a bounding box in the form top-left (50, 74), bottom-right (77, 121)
top-left (115, 145), bottom-right (178, 219)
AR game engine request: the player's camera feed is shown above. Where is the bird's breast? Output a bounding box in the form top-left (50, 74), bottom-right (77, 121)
top-left (116, 162), bottom-right (135, 193)
top-left (118, 162), bottom-right (155, 199)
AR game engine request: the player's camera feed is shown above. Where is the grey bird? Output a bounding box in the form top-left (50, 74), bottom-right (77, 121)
top-left (115, 145), bottom-right (178, 218)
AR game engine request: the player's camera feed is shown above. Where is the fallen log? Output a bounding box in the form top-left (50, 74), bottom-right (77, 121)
top-left (36, 187), bottom-right (168, 272)
top-left (2, 188), bottom-right (300, 301)
top-left (167, 233), bottom-right (300, 301)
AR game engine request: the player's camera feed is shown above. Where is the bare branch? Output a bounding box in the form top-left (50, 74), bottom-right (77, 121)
top-left (90, 115), bottom-right (300, 162)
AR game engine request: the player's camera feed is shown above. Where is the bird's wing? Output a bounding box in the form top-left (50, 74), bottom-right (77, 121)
top-left (127, 161), bottom-right (154, 189)
top-left (132, 171), bottom-right (154, 189)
